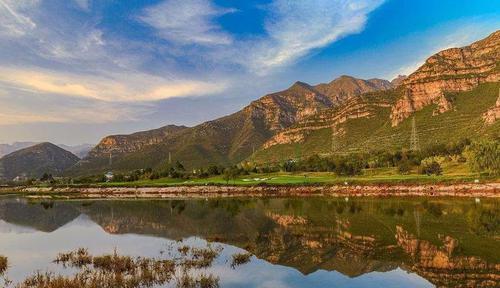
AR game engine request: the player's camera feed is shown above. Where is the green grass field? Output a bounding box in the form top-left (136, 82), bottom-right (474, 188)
top-left (97, 162), bottom-right (494, 187)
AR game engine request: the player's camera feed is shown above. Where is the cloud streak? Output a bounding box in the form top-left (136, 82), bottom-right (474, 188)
top-left (138, 0), bottom-right (235, 46)
top-left (0, 66), bottom-right (227, 102)
top-left (0, 0), bottom-right (38, 37)
top-left (245, 0), bottom-right (385, 74)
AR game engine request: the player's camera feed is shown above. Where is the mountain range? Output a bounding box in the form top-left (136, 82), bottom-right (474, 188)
top-left (68, 76), bottom-right (394, 175)
top-left (3, 30), bottom-right (499, 178)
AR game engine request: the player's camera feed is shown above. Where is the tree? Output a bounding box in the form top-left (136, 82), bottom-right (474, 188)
top-left (40, 173), bottom-right (54, 182)
top-left (207, 165), bottom-right (221, 176)
top-left (398, 160), bottom-right (411, 175)
top-left (465, 139), bottom-right (500, 176)
top-left (223, 167), bottom-right (240, 184)
top-left (419, 161), bottom-right (442, 176)
top-left (175, 161), bottom-right (185, 172)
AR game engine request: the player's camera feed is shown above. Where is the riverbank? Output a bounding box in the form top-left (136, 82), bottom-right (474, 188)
top-left (1, 182), bottom-right (499, 199)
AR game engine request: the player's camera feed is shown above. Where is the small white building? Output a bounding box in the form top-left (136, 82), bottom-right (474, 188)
top-left (13, 175), bottom-right (28, 182)
top-left (104, 171), bottom-right (114, 182)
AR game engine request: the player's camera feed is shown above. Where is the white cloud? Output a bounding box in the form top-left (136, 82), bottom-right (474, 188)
top-left (0, 88), bottom-right (150, 125)
top-left (138, 0), bottom-right (385, 75)
top-left (0, 104), bottom-right (144, 125)
top-left (0, 0), bottom-right (39, 37)
top-left (0, 66), bottom-right (228, 102)
top-left (138, 0), bottom-right (235, 46)
top-left (241, 0), bottom-right (385, 74)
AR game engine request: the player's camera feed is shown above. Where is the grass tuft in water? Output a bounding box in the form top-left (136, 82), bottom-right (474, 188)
top-left (15, 245), bottom-right (226, 288)
top-left (231, 252), bottom-right (252, 268)
top-left (0, 256), bottom-right (7, 275)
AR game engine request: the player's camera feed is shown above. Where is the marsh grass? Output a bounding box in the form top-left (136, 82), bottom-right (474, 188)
top-left (230, 253), bottom-right (252, 268)
top-left (15, 244), bottom-right (233, 288)
top-left (176, 272), bottom-right (219, 288)
top-left (0, 256), bottom-right (7, 274)
top-left (181, 246), bottom-right (221, 269)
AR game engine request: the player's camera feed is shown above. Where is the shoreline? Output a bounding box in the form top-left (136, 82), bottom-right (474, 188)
top-left (1, 182), bottom-right (499, 199)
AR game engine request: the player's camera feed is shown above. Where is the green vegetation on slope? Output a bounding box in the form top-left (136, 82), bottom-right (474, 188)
top-left (253, 82), bottom-right (500, 163)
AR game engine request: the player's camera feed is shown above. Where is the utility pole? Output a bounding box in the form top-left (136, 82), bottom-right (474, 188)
top-left (168, 152), bottom-right (172, 164)
top-left (109, 152), bottom-right (112, 166)
top-left (410, 116), bottom-right (420, 151)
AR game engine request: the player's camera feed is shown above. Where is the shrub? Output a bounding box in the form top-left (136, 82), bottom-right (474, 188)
top-left (465, 139), bottom-right (500, 175)
top-left (397, 161), bottom-right (411, 175)
top-left (419, 161), bottom-right (443, 176)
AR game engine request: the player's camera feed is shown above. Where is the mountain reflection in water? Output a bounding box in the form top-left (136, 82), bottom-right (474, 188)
top-left (0, 197), bottom-right (498, 288)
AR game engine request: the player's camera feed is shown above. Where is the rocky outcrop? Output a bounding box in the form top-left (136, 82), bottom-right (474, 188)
top-left (483, 89), bottom-right (500, 124)
top-left (391, 30), bottom-right (500, 126)
top-left (244, 81), bottom-right (334, 132)
top-left (315, 75), bottom-right (392, 104)
top-left (262, 93), bottom-right (393, 148)
top-left (87, 125), bottom-right (187, 157)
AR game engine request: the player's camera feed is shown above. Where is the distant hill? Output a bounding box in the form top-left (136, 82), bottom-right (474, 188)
top-left (57, 144), bottom-right (94, 159)
top-left (0, 142), bottom-right (93, 159)
top-left (0, 143), bottom-right (79, 180)
top-left (68, 76), bottom-right (392, 175)
top-left (0, 142), bottom-right (38, 158)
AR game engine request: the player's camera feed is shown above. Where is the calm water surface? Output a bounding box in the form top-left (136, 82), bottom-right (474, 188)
top-left (0, 197), bottom-right (498, 287)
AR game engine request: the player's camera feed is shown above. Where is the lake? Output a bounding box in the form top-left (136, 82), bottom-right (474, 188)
top-left (0, 196), bottom-right (498, 287)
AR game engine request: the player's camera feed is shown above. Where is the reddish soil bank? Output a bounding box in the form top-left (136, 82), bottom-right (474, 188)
top-left (1, 183), bottom-right (499, 199)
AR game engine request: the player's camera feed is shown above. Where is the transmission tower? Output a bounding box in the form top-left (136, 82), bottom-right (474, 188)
top-left (410, 116), bottom-right (420, 151)
top-left (331, 125), bottom-right (338, 153)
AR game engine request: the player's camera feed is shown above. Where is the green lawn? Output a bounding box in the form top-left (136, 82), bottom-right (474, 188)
top-left (99, 165), bottom-right (491, 187)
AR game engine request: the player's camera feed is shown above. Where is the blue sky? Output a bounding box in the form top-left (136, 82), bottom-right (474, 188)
top-left (0, 0), bottom-right (498, 145)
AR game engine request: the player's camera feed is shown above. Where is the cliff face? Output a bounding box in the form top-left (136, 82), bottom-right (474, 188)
top-left (483, 89), bottom-right (500, 124)
top-left (243, 81), bottom-right (334, 132)
top-left (262, 91), bottom-right (394, 148)
top-left (391, 75), bottom-right (407, 87)
top-left (391, 30), bottom-right (500, 126)
top-left (87, 125), bottom-right (187, 157)
top-left (314, 76), bottom-right (392, 104)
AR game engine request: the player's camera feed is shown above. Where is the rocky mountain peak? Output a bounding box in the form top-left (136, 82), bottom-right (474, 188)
top-left (315, 75), bottom-right (393, 104)
top-left (391, 30), bottom-right (500, 126)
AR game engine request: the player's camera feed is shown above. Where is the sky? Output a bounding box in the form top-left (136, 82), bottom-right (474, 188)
top-left (0, 0), bottom-right (498, 145)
